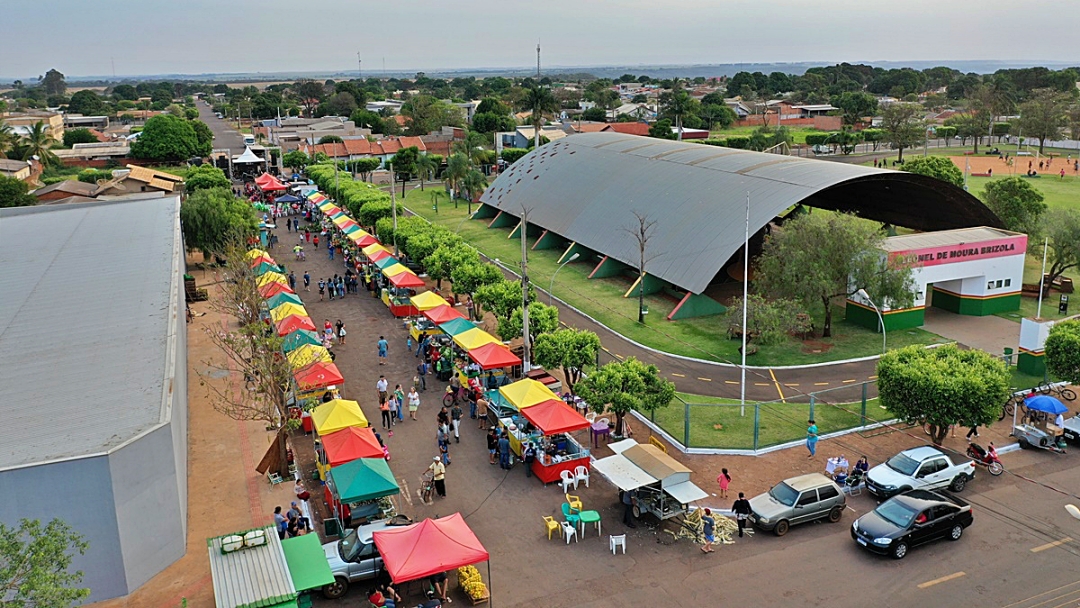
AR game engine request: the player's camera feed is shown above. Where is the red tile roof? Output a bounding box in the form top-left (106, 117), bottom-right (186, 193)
top-left (574, 123), bottom-right (612, 133)
top-left (606, 122), bottom-right (650, 136)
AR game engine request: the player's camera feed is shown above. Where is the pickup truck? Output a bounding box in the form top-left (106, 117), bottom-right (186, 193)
top-left (320, 521), bottom-right (390, 599)
top-left (864, 446), bottom-right (975, 500)
top-left (1062, 413), bottom-right (1080, 443)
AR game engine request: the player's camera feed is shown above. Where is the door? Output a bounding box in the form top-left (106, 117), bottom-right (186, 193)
top-left (792, 489), bottom-right (820, 524)
top-left (909, 508), bottom-right (937, 545)
top-left (913, 458), bottom-right (945, 490)
top-left (923, 458), bottom-right (952, 489)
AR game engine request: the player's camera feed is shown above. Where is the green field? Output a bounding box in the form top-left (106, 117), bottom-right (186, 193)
top-left (402, 192), bottom-right (945, 366)
top-left (710, 125), bottom-right (823, 144)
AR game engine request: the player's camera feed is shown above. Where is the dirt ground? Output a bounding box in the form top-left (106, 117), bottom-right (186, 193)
top-left (947, 153), bottom-right (1079, 177)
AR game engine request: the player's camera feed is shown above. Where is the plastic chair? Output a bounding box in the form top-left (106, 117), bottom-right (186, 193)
top-left (560, 469), bottom-right (577, 492)
top-left (561, 502), bottom-right (581, 527)
top-left (609, 534), bottom-right (626, 555)
top-left (267, 472), bottom-right (285, 486)
top-left (543, 516), bottom-right (561, 540)
top-left (566, 494), bottom-right (583, 511)
top-left (573, 465), bottom-right (590, 489)
top-left (562, 521), bottom-right (578, 544)
top-left (597, 417), bottom-right (610, 427)
top-left (585, 412), bottom-right (597, 424)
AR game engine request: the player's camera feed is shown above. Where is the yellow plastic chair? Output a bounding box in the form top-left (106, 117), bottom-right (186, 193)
top-left (566, 494), bottom-right (583, 511)
top-left (543, 516), bottom-right (561, 540)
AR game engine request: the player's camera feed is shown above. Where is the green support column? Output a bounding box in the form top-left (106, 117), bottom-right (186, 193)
top-left (472, 203), bottom-right (499, 219)
top-left (623, 273), bottom-right (665, 298)
top-left (666, 292), bottom-right (726, 320)
top-left (487, 210), bottom-right (516, 229)
top-left (589, 256), bottom-right (630, 279)
top-left (557, 242), bottom-right (588, 264)
top-left (532, 229), bottom-right (564, 251)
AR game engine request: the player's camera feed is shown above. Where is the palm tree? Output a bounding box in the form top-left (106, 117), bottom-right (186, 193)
top-left (517, 86), bottom-right (559, 148)
top-left (452, 131), bottom-right (489, 166)
top-left (444, 153), bottom-right (470, 200)
top-left (0, 120), bottom-right (15, 159)
top-left (415, 153), bottom-right (438, 192)
top-left (461, 168), bottom-right (488, 213)
top-left (20, 121), bottom-right (58, 167)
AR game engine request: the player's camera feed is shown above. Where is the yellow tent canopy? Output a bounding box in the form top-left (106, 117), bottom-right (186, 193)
top-left (257, 272), bottom-right (288, 288)
top-left (312, 399), bottom-right (369, 434)
top-left (363, 243), bottom-right (391, 257)
top-left (269, 303), bottom-right (309, 323)
top-left (287, 344), bottom-right (333, 369)
top-left (499, 378), bottom-right (560, 410)
top-left (409, 291), bottom-right (449, 311)
top-left (452, 327), bottom-right (501, 351)
top-left (332, 215), bottom-right (353, 226)
top-left (245, 249), bottom-right (269, 260)
top-left (348, 230), bottom-right (372, 243)
top-left (381, 263), bottom-right (413, 277)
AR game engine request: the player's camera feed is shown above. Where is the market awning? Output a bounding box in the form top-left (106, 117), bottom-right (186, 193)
top-left (372, 514), bottom-right (489, 585)
top-left (332, 215), bottom-right (354, 227)
top-left (267, 292), bottom-right (304, 309)
top-left (307, 191), bottom-right (325, 201)
top-left (329, 209), bottom-right (346, 218)
top-left (664, 480), bottom-right (709, 505)
top-left (270, 303), bottom-right (308, 323)
top-left (276, 194), bottom-right (301, 203)
top-left (254, 262), bottom-right (284, 276)
top-left (424, 305), bottom-right (466, 324)
top-left (311, 399), bottom-right (368, 434)
top-left (256, 173), bottom-right (288, 191)
top-left (257, 272), bottom-right (288, 288)
top-left (468, 342), bottom-right (521, 370)
top-left (259, 282), bottom-right (295, 299)
top-left (234, 146), bottom-right (265, 164)
top-left (520, 399), bottom-right (589, 435)
top-left (293, 361), bottom-right (344, 391)
top-left (499, 378), bottom-right (560, 409)
top-left (388, 271), bottom-right (426, 288)
top-left (328, 458), bottom-right (400, 504)
top-left (276, 314), bottom-right (317, 336)
top-left (409, 291), bottom-right (449, 311)
top-left (622, 444), bottom-right (691, 487)
top-left (282, 329), bottom-right (321, 352)
top-left (363, 243), bottom-right (392, 257)
top-left (350, 232), bottom-right (378, 247)
top-left (207, 527), bottom-right (296, 608)
top-left (591, 454), bottom-right (657, 492)
top-left (249, 254), bottom-right (276, 267)
top-left (452, 328), bottom-right (501, 351)
top-left (381, 264), bottom-right (412, 277)
top-left (321, 426), bottom-right (384, 467)
top-left (439, 318), bottom-right (476, 336)
top-left (373, 256), bottom-right (399, 270)
top-left (287, 344), bottom-right (332, 369)
top-left (342, 224), bottom-right (362, 235)
top-left (246, 248), bottom-right (269, 260)
top-left (281, 534), bottom-right (334, 593)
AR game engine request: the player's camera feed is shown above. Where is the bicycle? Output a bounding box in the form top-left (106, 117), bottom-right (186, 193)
top-left (442, 385), bottom-right (461, 407)
top-left (418, 471), bottom-right (434, 504)
top-left (1000, 388), bottom-right (1027, 421)
top-left (1035, 382), bottom-right (1077, 402)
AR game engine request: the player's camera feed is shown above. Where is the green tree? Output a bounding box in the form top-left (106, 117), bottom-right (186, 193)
top-left (185, 165), bottom-right (231, 191)
top-left (415, 153), bottom-right (438, 192)
top-left (581, 107), bottom-right (608, 122)
top-left (699, 103), bottom-right (736, 130)
top-left (981, 177), bottom-right (1046, 236)
top-left (757, 212), bottom-right (915, 338)
top-left (66, 90), bottom-right (107, 115)
top-left (1017, 88), bottom-right (1070, 154)
top-left (472, 112), bottom-right (514, 133)
top-left (75, 168), bottom-right (113, 184)
top-left (421, 242), bottom-right (477, 290)
top-left (1045, 320), bottom-right (1080, 384)
top-left (576, 357), bottom-right (675, 437)
top-left (41, 68), bottom-right (66, 96)
top-left (831, 91), bottom-right (878, 125)
top-left (282, 150), bottom-right (309, 172)
top-left (349, 108), bottom-right (387, 133)
top-left (352, 157), bottom-right (381, 182)
top-left (475, 278), bottom-right (532, 323)
top-left (0, 518), bottom-right (91, 607)
top-left (62, 128), bottom-right (98, 147)
top-left (901, 155), bottom-right (964, 188)
top-left (461, 168), bottom-right (488, 202)
top-left (389, 146), bottom-right (420, 182)
top-left (648, 118), bottom-right (676, 140)
top-left (1042, 208), bottom-right (1080, 287)
top-left (533, 328), bottom-right (601, 391)
top-left (877, 344), bottom-right (1009, 446)
top-left (497, 301), bottom-right (559, 343)
top-left (401, 95), bottom-right (463, 136)
top-left (18, 121), bottom-right (59, 167)
top-left (450, 262), bottom-right (503, 310)
top-left (517, 86), bottom-right (559, 148)
top-left (721, 295), bottom-right (811, 346)
top-left (317, 135), bottom-right (344, 144)
top-left (111, 84), bottom-right (138, 101)
top-left (179, 187), bottom-right (258, 255)
top-left (879, 102), bottom-right (926, 162)
top-left (131, 114), bottom-right (206, 161)
top-left (191, 120), bottom-right (214, 153)
top-left (501, 148), bottom-right (529, 165)
top-left (0, 175), bottom-right (37, 208)
top-left (444, 153), bottom-right (470, 198)
top-left (0, 119), bottom-right (16, 159)
top-left (318, 92), bottom-right (357, 117)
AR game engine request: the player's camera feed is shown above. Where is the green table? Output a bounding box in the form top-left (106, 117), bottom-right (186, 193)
top-left (578, 510), bottom-right (601, 537)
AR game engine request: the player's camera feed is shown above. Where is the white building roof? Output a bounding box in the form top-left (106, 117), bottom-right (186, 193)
top-left (881, 227), bottom-right (1023, 253)
top-left (208, 528), bottom-right (296, 608)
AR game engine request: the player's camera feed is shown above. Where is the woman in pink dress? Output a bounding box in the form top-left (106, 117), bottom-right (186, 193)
top-left (717, 468), bottom-right (731, 499)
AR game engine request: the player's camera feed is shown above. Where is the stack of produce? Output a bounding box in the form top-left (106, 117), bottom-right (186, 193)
top-left (457, 565), bottom-right (488, 602)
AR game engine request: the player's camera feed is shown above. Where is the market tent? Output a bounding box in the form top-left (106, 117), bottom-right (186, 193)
top-left (286, 344), bottom-right (332, 369)
top-left (591, 454), bottom-right (656, 491)
top-left (363, 243), bottom-right (392, 257)
top-left (424, 305), bottom-right (466, 324)
top-left (499, 378), bottom-right (559, 410)
top-left (342, 224), bottom-right (363, 235)
top-left (373, 514), bottom-right (489, 585)
top-left (281, 534), bottom-right (334, 593)
top-left (254, 262), bottom-right (284, 276)
top-left (321, 426), bottom-right (384, 467)
top-left (388, 271), bottom-right (426, 288)
top-left (328, 458), bottom-right (399, 503)
top-left (282, 329), bottom-right (321, 352)
top-left (453, 328), bottom-right (500, 351)
top-left (270, 303), bottom-right (308, 323)
top-left (439, 318), bottom-right (476, 335)
top-left (308, 191), bottom-right (326, 202)
top-left (208, 527), bottom-right (297, 608)
top-left (267, 292), bottom-right (304, 309)
top-left (276, 194), bottom-right (301, 204)
top-left (294, 361), bottom-right (344, 391)
top-left (468, 342), bottom-right (522, 370)
top-left (410, 291), bottom-right (449, 311)
top-left (246, 248), bottom-right (270, 260)
top-left (520, 399), bottom-right (589, 435)
top-left (329, 209), bottom-right (346, 218)
top-left (381, 264), bottom-right (412, 277)
top-left (351, 232), bottom-right (378, 247)
top-left (276, 314), bottom-right (317, 336)
top-left (257, 272), bottom-right (288, 288)
top-left (235, 146), bottom-right (265, 164)
top-left (256, 173), bottom-right (288, 191)
top-left (373, 256), bottom-right (399, 270)
top-left (259, 282), bottom-right (295, 298)
top-left (311, 399), bottom-right (368, 434)
top-left (249, 254), bottom-right (276, 267)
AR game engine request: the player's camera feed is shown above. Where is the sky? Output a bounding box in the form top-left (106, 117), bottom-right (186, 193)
top-left (3, 0), bottom-right (1078, 78)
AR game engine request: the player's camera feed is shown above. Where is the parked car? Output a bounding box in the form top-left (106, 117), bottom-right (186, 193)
top-left (321, 521), bottom-right (390, 598)
top-left (851, 489), bottom-right (973, 559)
top-left (748, 473), bottom-right (846, 536)
top-left (865, 446), bottom-right (975, 500)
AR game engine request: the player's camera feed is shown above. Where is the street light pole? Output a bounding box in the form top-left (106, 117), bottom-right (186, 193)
top-left (548, 253), bottom-right (580, 305)
top-left (856, 288), bottom-right (886, 355)
top-left (520, 207), bottom-right (531, 372)
top-left (389, 161), bottom-right (399, 256)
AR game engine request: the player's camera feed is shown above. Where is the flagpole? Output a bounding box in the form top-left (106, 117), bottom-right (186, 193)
top-left (1037, 237), bottom-right (1048, 319)
top-left (740, 191), bottom-right (750, 417)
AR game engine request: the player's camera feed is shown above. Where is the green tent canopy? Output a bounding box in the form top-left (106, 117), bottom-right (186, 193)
top-left (267, 292), bottom-right (304, 309)
top-left (282, 330), bottom-right (322, 352)
top-left (373, 256), bottom-right (399, 270)
top-left (254, 262), bottom-right (284, 276)
top-left (438, 318), bottom-right (477, 336)
top-left (281, 534), bottom-right (335, 593)
top-left (328, 458), bottom-right (400, 504)
top-left (342, 224), bottom-right (363, 234)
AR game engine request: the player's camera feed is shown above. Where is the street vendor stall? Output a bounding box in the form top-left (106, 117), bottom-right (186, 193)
top-left (276, 314), bottom-right (317, 336)
top-left (457, 342), bottom-right (521, 388)
top-left (282, 329), bottom-right (321, 352)
top-left (593, 440), bottom-right (709, 520)
top-left (494, 379), bottom-right (563, 457)
top-left (208, 526), bottom-right (334, 608)
top-left (517, 399), bottom-right (591, 483)
top-left (267, 292), bottom-right (304, 309)
top-left (408, 291), bottom-right (450, 340)
top-left (270, 303), bottom-right (308, 324)
top-left (348, 231), bottom-right (378, 248)
top-left (311, 399), bottom-right (368, 435)
top-left (453, 327), bottom-right (501, 351)
top-left (287, 344), bottom-right (332, 369)
top-left (293, 361), bottom-right (345, 401)
top-left (259, 281), bottom-right (295, 299)
top-left (326, 457), bottom-right (400, 526)
top-left (316, 426), bottom-right (384, 480)
top-left (425, 304), bottom-right (467, 324)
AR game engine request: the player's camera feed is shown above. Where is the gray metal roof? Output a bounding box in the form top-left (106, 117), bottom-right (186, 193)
top-left (208, 528), bottom-right (297, 608)
top-left (479, 133), bottom-right (1002, 294)
top-left (881, 227), bottom-right (1022, 252)
top-left (0, 195), bottom-right (182, 469)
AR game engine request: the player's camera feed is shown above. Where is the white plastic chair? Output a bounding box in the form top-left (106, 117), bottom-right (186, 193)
top-left (573, 465), bottom-right (590, 489)
top-left (597, 417), bottom-right (610, 427)
top-left (585, 412), bottom-right (597, 424)
top-left (609, 534), bottom-right (626, 555)
top-left (562, 521), bottom-right (578, 544)
top-left (560, 469), bottom-right (577, 492)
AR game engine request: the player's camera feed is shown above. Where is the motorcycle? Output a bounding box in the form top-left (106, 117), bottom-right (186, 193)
top-left (966, 443), bottom-right (1004, 476)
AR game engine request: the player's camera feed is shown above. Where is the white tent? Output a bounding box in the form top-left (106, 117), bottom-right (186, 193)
top-left (233, 146), bottom-right (264, 164)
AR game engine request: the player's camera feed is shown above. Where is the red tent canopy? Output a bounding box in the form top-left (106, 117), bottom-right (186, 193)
top-left (259, 281), bottom-right (295, 298)
top-left (468, 342), bottom-right (521, 370)
top-left (422, 305), bottom-right (466, 324)
top-left (519, 399), bottom-right (590, 435)
top-left (321, 426), bottom-right (384, 467)
top-left (367, 248), bottom-right (392, 262)
top-left (354, 234), bottom-right (379, 248)
top-left (248, 255), bottom-right (276, 267)
top-left (373, 514), bottom-right (489, 584)
top-left (255, 173), bottom-right (287, 191)
top-left (276, 314), bottom-right (317, 336)
top-left (387, 271), bottom-right (426, 288)
top-left (294, 361), bottom-right (345, 391)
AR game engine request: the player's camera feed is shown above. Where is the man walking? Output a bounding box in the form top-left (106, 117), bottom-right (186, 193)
top-left (450, 402), bottom-right (463, 443)
top-left (732, 492), bottom-right (752, 538)
top-left (428, 457), bottom-right (446, 498)
top-left (377, 335), bottom-right (389, 365)
top-left (497, 432), bottom-right (511, 469)
top-left (303, 271), bottom-right (311, 292)
top-left (523, 442), bottom-right (536, 478)
top-left (806, 419), bottom-right (818, 458)
top-left (416, 360), bottom-right (427, 391)
top-left (287, 271), bottom-right (296, 291)
top-left (701, 508), bottom-right (716, 553)
top-left (376, 375), bottom-right (388, 404)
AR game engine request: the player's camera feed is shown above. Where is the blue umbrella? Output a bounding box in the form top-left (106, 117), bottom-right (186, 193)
top-left (1024, 394), bottom-right (1068, 415)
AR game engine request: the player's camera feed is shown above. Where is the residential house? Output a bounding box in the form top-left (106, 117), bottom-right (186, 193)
top-left (2, 111), bottom-right (65, 140)
top-left (0, 159), bottom-right (33, 181)
top-left (366, 100), bottom-right (404, 114)
top-left (454, 100), bottom-right (482, 123)
top-left (611, 103), bottom-right (655, 121)
top-left (305, 136), bottom-right (429, 167)
top-left (95, 165), bottom-right (184, 196)
top-left (53, 141), bottom-right (130, 163)
top-left (496, 126), bottom-right (569, 152)
top-left (32, 179), bottom-right (100, 202)
top-left (724, 98), bottom-right (752, 119)
top-left (605, 122), bottom-right (651, 137)
top-left (63, 115), bottom-right (111, 129)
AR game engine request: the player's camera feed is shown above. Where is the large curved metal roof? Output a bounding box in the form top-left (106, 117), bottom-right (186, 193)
top-left (480, 132), bottom-right (1002, 294)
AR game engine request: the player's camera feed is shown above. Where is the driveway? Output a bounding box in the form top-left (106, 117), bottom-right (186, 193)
top-left (922, 307), bottom-right (1020, 357)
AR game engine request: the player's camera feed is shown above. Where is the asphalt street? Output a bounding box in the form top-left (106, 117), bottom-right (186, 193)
top-left (197, 100), bottom-right (246, 153)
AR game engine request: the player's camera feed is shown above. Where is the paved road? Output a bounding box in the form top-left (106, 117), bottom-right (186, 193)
top-left (197, 101), bottom-right (246, 154)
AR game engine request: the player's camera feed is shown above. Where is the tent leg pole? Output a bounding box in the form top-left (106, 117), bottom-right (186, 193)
top-left (487, 561), bottom-right (492, 607)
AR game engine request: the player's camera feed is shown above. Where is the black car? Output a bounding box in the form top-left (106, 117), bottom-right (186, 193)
top-left (850, 489), bottom-right (973, 559)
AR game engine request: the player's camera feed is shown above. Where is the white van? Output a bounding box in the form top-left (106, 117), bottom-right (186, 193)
top-left (242, 134), bottom-right (256, 146)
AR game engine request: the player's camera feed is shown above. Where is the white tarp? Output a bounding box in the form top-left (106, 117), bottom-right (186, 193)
top-left (592, 454), bottom-right (655, 491)
top-left (234, 146), bottom-right (265, 163)
top-left (608, 438), bottom-right (637, 455)
top-left (663, 480), bottom-right (709, 505)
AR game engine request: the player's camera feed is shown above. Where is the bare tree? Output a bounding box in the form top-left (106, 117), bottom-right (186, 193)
top-left (623, 211), bottom-right (663, 324)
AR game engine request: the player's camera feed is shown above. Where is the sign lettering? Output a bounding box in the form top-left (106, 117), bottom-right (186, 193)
top-left (888, 235), bottom-right (1027, 268)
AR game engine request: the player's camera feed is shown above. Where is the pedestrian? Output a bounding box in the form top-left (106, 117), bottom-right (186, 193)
top-left (303, 271), bottom-right (310, 291)
top-left (717, 468), bottom-right (731, 499)
top-left (318, 279), bottom-right (325, 301)
top-left (523, 442), bottom-right (536, 477)
top-left (416, 361), bottom-right (427, 391)
top-left (468, 388), bottom-right (478, 420)
top-left (328, 277), bottom-right (335, 300)
top-left (408, 387), bottom-right (420, 420)
top-left (273, 506), bottom-right (288, 540)
top-left (476, 394), bottom-right (488, 429)
top-left (376, 375), bottom-right (388, 403)
top-left (380, 396), bottom-right (393, 430)
top-left (440, 437), bottom-right (451, 466)
top-left (701, 508), bottom-right (716, 553)
top-left (487, 428), bottom-right (498, 465)
top-left (806, 419), bottom-right (818, 458)
top-left (304, 230), bottom-right (310, 243)
top-left (437, 405), bottom-right (450, 429)
top-left (416, 335), bottom-right (427, 358)
top-left (406, 334), bottom-right (413, 353)
top-left (497, 432), bottom-right (510, 469)
top-left (429, 457), bottom-right (446, 497)
top-left (393, 384), bottom-right (405, 421)
top-left (622, 489), bottom-right (637, 528)
top-left (732, 492), bottom-right (752, 538)
top-left (377, 335), bottom-right (389, 364)
top-left (338, 322), bottom-right (347, 345)
top-left (1062, 168), bottom-right (1067, 180)
top-left (451, 401), bottom-right (462, 443)
top-left (466, 295), bottom-right (475, 321)
top-left (328, 242), bottom-right (334, 260)
top-left (287, 271), bottom-right (296, 291)
top-left (313, 234), bottom-right (319, 248)
top-left (334, 318), bottom-right (343, 340)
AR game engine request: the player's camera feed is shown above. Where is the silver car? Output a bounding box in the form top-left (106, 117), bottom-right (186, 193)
top-left (748, 473), bottom-right (847, 536)
top-left (321, 521), bottom-right (390, 598)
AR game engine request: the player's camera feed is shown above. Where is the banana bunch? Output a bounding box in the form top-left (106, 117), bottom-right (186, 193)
top-left (457, 566), bottom-right (487, 598)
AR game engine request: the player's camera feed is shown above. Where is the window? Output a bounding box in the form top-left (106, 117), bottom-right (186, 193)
top-left (988, 281), bottom-right (995, 290)
top-left (796, 490), bottom-right (819, 507)
top-left (817, 485), bottom-right (840, 501)
top-left (996, 280), bottom-right (1003, 288)
top-left (1005, 279), bottom-right (1011, 287)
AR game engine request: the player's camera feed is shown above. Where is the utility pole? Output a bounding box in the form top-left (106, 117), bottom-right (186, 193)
top-left (536, 42), bottom-right (541, 79)
top-left (389, 161), bottom-right (399, 256)
top-left (357, 52), bottom-right (362, 80)
top-left (520, 206), bottom-right (531, 372)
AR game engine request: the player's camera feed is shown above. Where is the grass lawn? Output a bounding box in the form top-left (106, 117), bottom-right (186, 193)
top-left (710, 125), bottom-right (823, 145)
top-left (402, 192), bottom-right (946, 366)
top-left (645, 392), bottom-right (873, 449)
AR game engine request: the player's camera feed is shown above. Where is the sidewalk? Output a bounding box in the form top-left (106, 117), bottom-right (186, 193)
top-left (922, 307), bottom-right (1020, 357)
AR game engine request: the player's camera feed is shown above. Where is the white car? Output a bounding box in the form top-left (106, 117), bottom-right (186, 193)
top-left (864, 446), bottom-right (975, 500)
top-left (320, 520), bottom-right (391, 599)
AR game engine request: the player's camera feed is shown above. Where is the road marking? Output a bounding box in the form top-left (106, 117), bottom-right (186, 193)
top-left (842, 379), bottom-right (858, 384)
top-left (916, 571), bottom-right (965, 589)
top-left (814, 382), bottom-right (830, 386)
top-left (671, 373), bottom-right (686, 378)
top-left (697, 377), bottom-right (712, 382)
top-left (754, 382), bottom-right (769, 386)
top-left (1031, 537), bottom-right (1073, 552)
top-left (784, 383), bottom-right (799, 387)
top-left (769, 369), bottom-right (786, 403)
top-left (868, 375), bottom-right (878, 380)
top-left (399, 479), bottom-right (413, 506)
top-left (998, 579), bottom-right (1080, 608)
top-left (724, 380), bottom-right (739, 385)
top-left (614, 353), bottom-right (624, 360)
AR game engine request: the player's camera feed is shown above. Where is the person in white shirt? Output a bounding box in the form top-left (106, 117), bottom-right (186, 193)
top-left (376, 376), bottom-right (388, 403)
